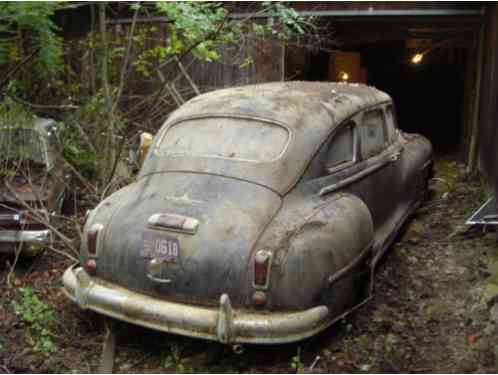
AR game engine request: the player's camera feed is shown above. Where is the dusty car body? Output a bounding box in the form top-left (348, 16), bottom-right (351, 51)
top-left (0, 118), bottom-right (65, 254)
top-left (63, 82), bottom-right (432, 344)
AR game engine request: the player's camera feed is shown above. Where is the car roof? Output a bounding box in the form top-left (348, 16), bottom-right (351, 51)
top-left (141, 82), bottom-right (392, 195)
top-left (1, 117), bottom-right (55, 137)
top-left (171, 81), bottom-right (390, 131)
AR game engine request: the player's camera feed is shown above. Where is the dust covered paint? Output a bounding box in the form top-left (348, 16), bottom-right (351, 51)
top-left (63, 81), bottom-right (432, 344)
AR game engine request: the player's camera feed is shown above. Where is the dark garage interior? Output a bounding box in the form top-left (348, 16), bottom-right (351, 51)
top-left (285, 14), bottom-right (481, 158)
top-left (359, 42), bottom-right (466, 153)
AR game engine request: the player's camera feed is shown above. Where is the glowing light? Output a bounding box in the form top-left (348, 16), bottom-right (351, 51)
top-left (411, 53), bottom-right (424, 64)
top-left (340, 71), bottom-right (349, 81)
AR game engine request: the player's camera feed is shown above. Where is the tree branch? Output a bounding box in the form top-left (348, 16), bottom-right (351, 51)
top-left (6, 94), bottom-right (79, 110)
top-left (111, 2), bottom-right (140, 114)
top-left (0, 47), bottom-right (41, 93)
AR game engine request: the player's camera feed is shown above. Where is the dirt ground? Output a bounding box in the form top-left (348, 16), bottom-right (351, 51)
top-left (2, 154), bottom-right (498, 373)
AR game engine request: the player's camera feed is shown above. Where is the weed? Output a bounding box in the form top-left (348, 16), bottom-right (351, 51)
top-left (12, 287), bottom-right (56, 354)
top-left (291, 347), bottom-right (303, 373)
top-left (162, 344), bottom-right (194, 373)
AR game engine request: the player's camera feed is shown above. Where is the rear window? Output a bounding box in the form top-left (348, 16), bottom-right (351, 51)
top-left (0, 128), bottom-right (47, 165)
top-left (157, 117), bottom-right (290, 162)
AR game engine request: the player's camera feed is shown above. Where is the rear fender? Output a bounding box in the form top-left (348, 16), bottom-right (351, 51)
top-left (80, 183), bottom-right (136, 259)
top-left (249, 192), bottom-right (373, 311)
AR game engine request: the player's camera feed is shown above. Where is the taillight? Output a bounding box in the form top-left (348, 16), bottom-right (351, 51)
top-left (87, 223), bottom-right (104, 256)
top-left (21, 211), bottom-right (34, 222)
top-left (253, 250), bottom-right (272, 289)
top-left (20, 210), bottom-right (44, 224)
top-left (83, 259), bottom-right (97, 275)
top-left (252, 291), bottom-right (267, 307)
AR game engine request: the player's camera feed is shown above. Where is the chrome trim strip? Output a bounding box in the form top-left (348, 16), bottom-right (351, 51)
top-left (0, 229), bottom-right (51, 244)
top-left (319, 159), bottom-right (389, 196)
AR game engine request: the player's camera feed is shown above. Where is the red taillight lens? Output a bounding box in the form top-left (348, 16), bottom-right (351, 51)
top-left (252, 291), bottom-right (267, 307)
top-left (87, 223), bottom-right (104, 256)
top-left (20, 211), bottom-right (42, 224)
top-left (83, 259), bottom-right (97, 275)
top-left (254, 250), bottom-right (272, 289)
top-left (22, 211), bottom-right (34, 221)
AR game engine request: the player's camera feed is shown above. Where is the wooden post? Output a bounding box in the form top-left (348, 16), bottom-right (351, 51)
top-left (466, 25), bottom-right (485, 174)
top-left (281, 43), bottom-right (286, 81)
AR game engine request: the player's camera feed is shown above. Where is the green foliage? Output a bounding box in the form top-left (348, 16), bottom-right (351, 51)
top-left (155, 2), bottom-right (226, 61)
top-left (12, 287), bottom-right (56, 354)
top-left (0, 96), bottom-right (35, 127)
top-left (59, 93), bottom-right (109, 181)
top-left (0, 2), bottom-right (312, 193)
top-left (262, 2), bottom-right (305, 39)
top-left (0, 2), bottom-right (63, 75)
top-left (291, 347), bottom-right (303, 372)
top-left (129, 1), bottom-right (307, 75)
top-left (162, 344), bottom-right (194, 373)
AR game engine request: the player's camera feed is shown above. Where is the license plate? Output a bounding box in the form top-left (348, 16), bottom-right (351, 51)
top-left (140, 231), bottom-right (180, 262)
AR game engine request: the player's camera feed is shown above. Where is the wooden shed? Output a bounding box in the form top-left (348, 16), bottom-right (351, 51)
top-left (56, 2), bottom-right (498, 207)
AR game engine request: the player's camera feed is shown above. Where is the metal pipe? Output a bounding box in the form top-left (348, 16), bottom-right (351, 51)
top-left (104, 8), bottom-right (485, 25)
top-left (230, 8), bottom-right (485, 19)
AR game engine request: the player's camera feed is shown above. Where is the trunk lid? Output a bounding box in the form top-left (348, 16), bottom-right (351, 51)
top-left (97, 172), bottom-right (281, 306)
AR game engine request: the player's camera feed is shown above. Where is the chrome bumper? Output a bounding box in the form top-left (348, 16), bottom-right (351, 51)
top-left (62, 265), bottom-right (331, 344)
top-left (0, 230), bottom-right (51, 253)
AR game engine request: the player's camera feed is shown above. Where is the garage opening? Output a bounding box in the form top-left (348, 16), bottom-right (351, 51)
top-left (357, 42), bottom-right (466, 154)
top-left (285, 15), bottom-right (482, 159)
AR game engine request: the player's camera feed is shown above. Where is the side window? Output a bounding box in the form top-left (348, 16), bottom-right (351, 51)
top-left (385, 105), bottom-right (397, 143)
top-left (360, 109), bottom-right (386, 158)
top-left (325, 122), bottom-right (355, 170)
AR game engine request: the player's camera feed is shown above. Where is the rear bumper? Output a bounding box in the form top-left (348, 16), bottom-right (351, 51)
top-left (0, 229), bottom-right (51, 253)
top-left (62, 265), bottom-right (331, 344)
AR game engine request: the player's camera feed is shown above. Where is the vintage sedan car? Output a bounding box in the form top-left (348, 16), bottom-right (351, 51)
top-left (62, 82), bottom-right (432, 345)
top-left (0, 117), bottom-right (66, 254)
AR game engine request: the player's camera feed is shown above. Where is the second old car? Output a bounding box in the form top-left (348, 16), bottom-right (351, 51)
top-left (63, 82), bottom-right (432, 345)
top-left (0, 117), bottom-right (66, 255)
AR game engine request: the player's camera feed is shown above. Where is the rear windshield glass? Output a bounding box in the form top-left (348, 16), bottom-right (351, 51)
top-left (0, 128), bottom-right (47, 165)
top-left (157, 117), bottom-right (290, 162)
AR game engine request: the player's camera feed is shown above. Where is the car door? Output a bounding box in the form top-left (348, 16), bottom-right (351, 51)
top-left (384, 103), bottom-right (430, 219)
top-left (355, 107), bottom-right (405, 247)
top-left (317, 106), bottom-right (402, 251)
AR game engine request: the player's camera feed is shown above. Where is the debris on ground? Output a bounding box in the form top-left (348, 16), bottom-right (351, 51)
top-left (1, 154), bottom-right (498, 373)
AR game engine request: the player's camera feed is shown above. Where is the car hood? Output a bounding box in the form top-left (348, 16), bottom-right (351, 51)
top-left (94, 172), bottom-right (281, 307)
top-left (0, 174), bottom-right (51, 204)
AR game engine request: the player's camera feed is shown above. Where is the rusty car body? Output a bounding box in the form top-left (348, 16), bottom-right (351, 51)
top-left (0, 117), bottom-right (65, 254)
top-left (62, 82), bottom-right (432, 345)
